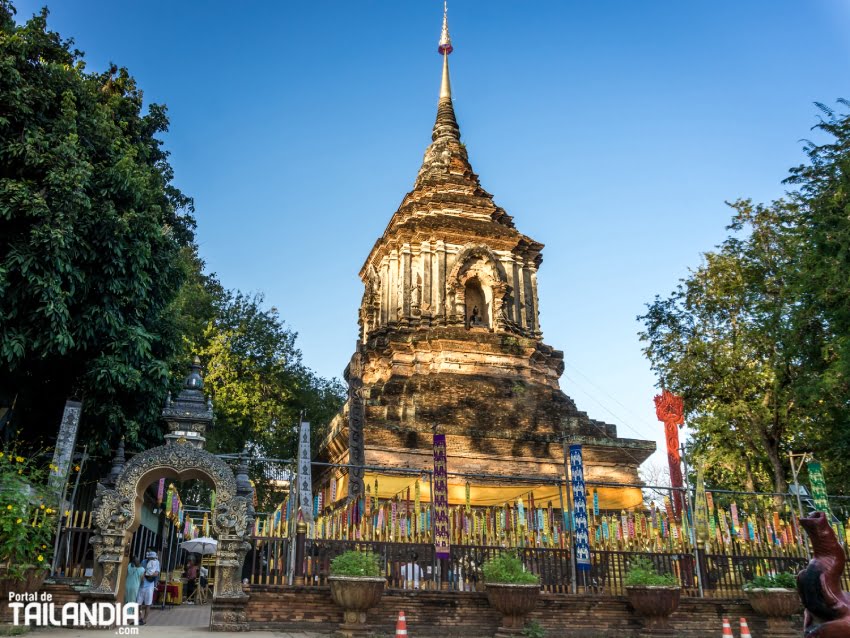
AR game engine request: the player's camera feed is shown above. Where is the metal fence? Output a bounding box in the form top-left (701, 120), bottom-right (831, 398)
top-left (247, 536), bottom-right (572, 593)
top-left (51, 454), bottom-right (850, 600)
top-left (243, 533), bottom-right (850, 598)
top-left (54, 511), bottom-right (175, 579)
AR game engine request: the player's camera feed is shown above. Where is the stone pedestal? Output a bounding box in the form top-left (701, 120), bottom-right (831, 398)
top-left (626, 586), bottom-right (681, 637)
top-left (763, 616), bottom-right (799, 637)
top-left (210, 597), bottom-right (250, 632)
top-left (745, 588), bottom-right (802, 638)
top-left (328, 577), bottom-right (385, 637)
top-left (485, 583), bottom-right (540, 637)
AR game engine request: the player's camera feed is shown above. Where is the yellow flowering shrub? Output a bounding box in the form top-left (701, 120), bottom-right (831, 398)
top-left (0, 449), bottom-right (58, 578)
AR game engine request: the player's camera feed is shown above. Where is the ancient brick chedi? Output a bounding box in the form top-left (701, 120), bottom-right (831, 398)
top-left (317, 11), bottom-right (654, 506)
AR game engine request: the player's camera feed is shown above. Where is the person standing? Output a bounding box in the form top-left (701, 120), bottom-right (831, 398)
top-left (183, 557), bottom-right (198, 603)
top-left (125, 557), bottom-right (144, 608)
top-left (400, 551), bottom-right (423, 590)
top-left (138, 550), bottom-right (160, 624)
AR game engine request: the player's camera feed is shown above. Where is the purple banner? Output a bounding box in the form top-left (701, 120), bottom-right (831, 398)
top-left (433, 434), bottom-right (450, 559)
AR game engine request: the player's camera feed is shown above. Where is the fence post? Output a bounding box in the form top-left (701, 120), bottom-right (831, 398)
top-left (695, 540), bottom-right (707, 597)
top-left (680, 446), bottom-right (704, 597)
top-left (294, 519), bottom-right (307, 586)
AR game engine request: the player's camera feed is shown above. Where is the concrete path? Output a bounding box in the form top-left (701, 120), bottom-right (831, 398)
top-left (27, 629), bottom-right (326, 638)
top-left (144, 604), bottom-right (211, 627)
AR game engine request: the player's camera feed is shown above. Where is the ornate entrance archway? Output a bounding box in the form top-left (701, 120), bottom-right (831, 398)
top-left (83, 360), bottom-right (254, 630)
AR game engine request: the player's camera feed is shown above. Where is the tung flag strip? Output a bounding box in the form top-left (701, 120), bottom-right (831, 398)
top-left (298, 421), bottom-right (314, 523)
top-left (433, 434), bottom-right (450, 559)
top-left (570, 444), bottom-right (591, 571)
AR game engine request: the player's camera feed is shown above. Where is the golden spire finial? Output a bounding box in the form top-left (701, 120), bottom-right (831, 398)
top-left (438, 1), bottom-right (453, 100)
top-left (440, 51), bottom-right (452, 100)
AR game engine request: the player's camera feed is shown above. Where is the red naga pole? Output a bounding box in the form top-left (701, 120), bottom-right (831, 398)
top-left (654, 390), bottom-right (685, 520)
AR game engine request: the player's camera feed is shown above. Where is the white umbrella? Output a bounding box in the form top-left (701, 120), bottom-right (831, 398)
top-left (179, 537), bottom-right (218, 555)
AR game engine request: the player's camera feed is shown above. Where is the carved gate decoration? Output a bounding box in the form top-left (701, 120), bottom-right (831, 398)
top-left (83, 360), bottom-right (254, 630)
top-left (87, 445), bottom-right (251, 599)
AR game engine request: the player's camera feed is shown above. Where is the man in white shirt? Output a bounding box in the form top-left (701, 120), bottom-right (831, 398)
top-left (400, 552), bottom-right (423, 590)
top-left (199, 564), bottom-right (209, 600)
top-left (138, 550), bottom-right (160, 624)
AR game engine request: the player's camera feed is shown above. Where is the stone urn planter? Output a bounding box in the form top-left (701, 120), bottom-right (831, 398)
top-left (485, 583), bottom-right (540, 637)
top-left (328, 576), bottom-right (386, 637)
top-left (745, 588), bottom-right (802, 637)
top-left (625, 585), bottom-right (681, 636)
top-left (0, 567), bottom-right (48, 623)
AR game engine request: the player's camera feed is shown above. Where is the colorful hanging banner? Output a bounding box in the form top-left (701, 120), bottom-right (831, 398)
top-left (569, 444), bottom-right (591, 571)
top-left (298, 421), bottom-right (314, 523)
top-left (654, 389), bottom-right (685, 519)
top-left (808, 460), bottom-right (831, 514)
top-left (433, 434), bottom-right (450, 559)
top-left (157, 478), bottom-right (165, 505)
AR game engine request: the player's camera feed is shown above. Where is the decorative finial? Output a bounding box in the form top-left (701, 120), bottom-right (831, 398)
top-left (438, 1), bottom-right (452, 100)
top-left (185, 356), bottom-right (203, 390)
top-left (438, 1), bottom-right (453, 55)
top-left (104, 436), bottom-right (126, 486)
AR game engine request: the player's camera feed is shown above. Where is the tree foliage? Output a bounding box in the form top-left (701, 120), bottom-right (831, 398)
top-left (783, 100), bottom-right (850, 487)
top-left (173, 251), bottom-right (345, 459)
top-left (0, 3), bottom-right (345, 465)
top-left (640, 101), bottom-right (850, 493)
top-left (0, 2), bottom-right (194, 451)
top-left (639, 200), bottom-right (801, 493)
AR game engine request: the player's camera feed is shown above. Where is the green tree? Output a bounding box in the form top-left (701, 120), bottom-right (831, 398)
top-left (199, 290), bottom-right (345, 459)
top-left (168, 251), bottom-right (345, 459)
top-left (639, 199), bottom-right (802, 494)
top-left (170, 268), bottom-right (345, 510)
top-left (640, 100), bottom-right (850, 494)
top-left (0, 2), bottom-right (194, 452)
top-left (784, 101), bottom-right (850, 489)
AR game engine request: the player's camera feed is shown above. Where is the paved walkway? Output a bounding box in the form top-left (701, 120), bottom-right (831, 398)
top-left (21, 600), bottom-right (329, 638)
top-left (144, 604), bottom-right (211, 627)
top-left (28, 628), bottom-right (326, 638)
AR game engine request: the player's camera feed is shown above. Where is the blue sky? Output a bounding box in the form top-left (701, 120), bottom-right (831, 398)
top-left (14, 1), bottom-right (849, 471)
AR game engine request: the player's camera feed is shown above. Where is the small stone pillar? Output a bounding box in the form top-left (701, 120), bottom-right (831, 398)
top-left (84, 439), bottom-right (129, 605)
top-left (48, 400), bottom-right (82, 502)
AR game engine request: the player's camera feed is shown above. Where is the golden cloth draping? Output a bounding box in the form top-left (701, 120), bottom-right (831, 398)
top-left (330, 472), bottom-right (643, 512)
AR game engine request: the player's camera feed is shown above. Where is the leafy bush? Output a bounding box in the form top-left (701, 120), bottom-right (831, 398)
top-left (0, 449), bottom-right (58, 579)
top-left (482, 552), bottom-right (539, 585)
top-left (522, 620), bottom-right (546, 638)
top-left (744, 572), bottom-right (797, 589)
top-left (624, 557), bottom-right (679, 587)
top-left (330, 550), bottom-right (382, 577)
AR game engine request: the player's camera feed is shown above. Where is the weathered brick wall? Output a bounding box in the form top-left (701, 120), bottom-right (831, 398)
top-left (41, 581), bottom-right (84, 606)
top-left (245, 586), bottom-right (803, 637)
top-left (0, 582), bottom-right (83, 623)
